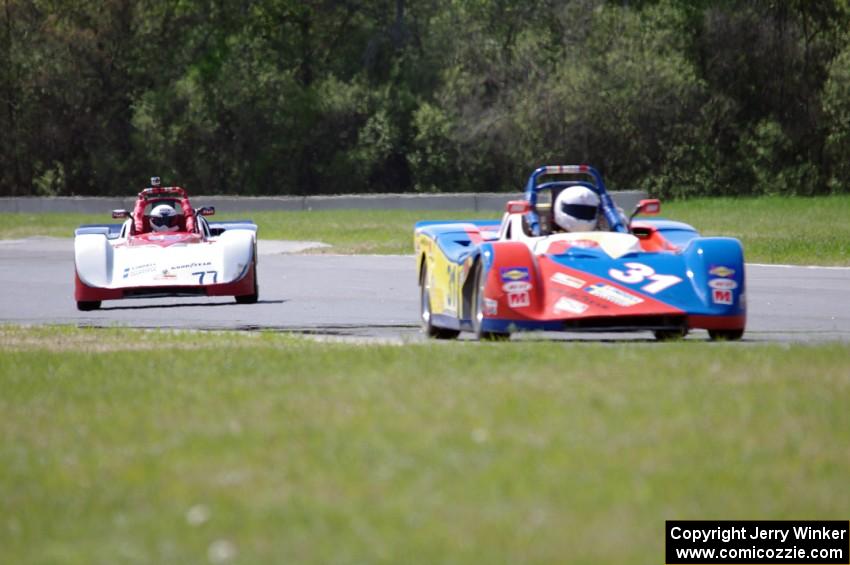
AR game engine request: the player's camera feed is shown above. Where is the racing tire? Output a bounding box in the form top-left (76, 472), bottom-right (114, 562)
top-left (653, 328), bottom-right (688, 341)
top-left (708, 329), bottom-right (744, 341)
top-left (77, 300), bottom-right (101, 311)
top-left (420, 265), bottom-right (460, 339)
top-left (235, 257), bottom-right (259, 304)
top-left (472, 263), bottom-right (510, 342)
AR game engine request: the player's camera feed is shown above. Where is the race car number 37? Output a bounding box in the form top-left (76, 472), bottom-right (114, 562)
top-left (608, 262), bottom-right (681, 294)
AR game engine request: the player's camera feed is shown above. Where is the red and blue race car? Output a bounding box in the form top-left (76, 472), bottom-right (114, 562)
top-left (414, 165), bottom-right (746, 340)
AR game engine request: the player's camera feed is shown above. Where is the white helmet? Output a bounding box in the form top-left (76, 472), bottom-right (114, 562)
top-left (554, 186), bottom-right (600, 232)
top-left (149, 204), bottom-right (180, 232)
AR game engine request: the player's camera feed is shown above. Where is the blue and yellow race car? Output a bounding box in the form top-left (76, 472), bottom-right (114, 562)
top-left (414, 165), bottom-right (746, 340)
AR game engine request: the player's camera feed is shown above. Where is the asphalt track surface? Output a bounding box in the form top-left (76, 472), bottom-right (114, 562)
top-left (2, 237), bottom-right (850, 343)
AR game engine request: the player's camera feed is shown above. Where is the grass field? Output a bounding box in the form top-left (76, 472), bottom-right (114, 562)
top-left (0, 210), bottom-right (494, 255)
top-left (2, 194), bottom-right (849, 262)
top-left (2, 326), bottom-right (848, 564)
top-left (663, 195), bottom-right (850, 266)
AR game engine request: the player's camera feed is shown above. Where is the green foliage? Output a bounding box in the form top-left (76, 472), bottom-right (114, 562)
top-left (2, 0), bottom-right (850, 196)
top-left (823, 44), bottom-right (850, 192)
top-left (409, 103), bottom-right (459, 192)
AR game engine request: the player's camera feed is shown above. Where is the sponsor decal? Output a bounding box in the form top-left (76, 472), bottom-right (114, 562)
top-left (507, 291), bottom-right (530, 308)
top-left (709, 265), bottom-right (735, 278)
top-left (155, 269), bottom-right (177, 280)
top-left (500, 267), bottom-right (530, 282)
top-left (708, 278), bottom-right (738, 290)
top-left (122, 262), bottom-right (156, 279)
top-left (550, 272), bottom-right (586, 289)
top-left (712, 288), bottom-right (733, 305)
top-left (170, 261), bottom-right (213, 271)
top-left (483, 298), bottom-right (498, 316)
top-left (585, 283), bottom-right (644, 307)
top-left (563, 289), bottom-right (610, 310)
top-left (571, 239), bottom-right (599, 248)
top-left (553, 296), bottom-right (589, 315)
top-left (502, 281), bottom-right (532, 293)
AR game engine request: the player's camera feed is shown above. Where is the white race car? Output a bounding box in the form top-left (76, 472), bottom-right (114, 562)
top-left (74, 180), bottom-right (258, 311)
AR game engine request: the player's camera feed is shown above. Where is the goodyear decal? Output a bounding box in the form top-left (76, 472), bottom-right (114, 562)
top-left (500, 267), bottom-right (530, 282)
top-left (170, 261), bottom-right (213, 271)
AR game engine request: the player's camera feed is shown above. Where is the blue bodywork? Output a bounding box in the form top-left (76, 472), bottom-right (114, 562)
top-left (415, 165), bottom-right (747, 336)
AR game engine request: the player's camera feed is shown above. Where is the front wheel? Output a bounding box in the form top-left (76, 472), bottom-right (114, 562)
top-left (235, 258), bottom-right (259, 304)
top-left (708, 329), bottom-right (744, 341)
top-left (420, 265), bottom-right (459, 339)
top-left (77, 300), bottom-right (101, 311)
top-left (471, 263), bottom-right (509, 341)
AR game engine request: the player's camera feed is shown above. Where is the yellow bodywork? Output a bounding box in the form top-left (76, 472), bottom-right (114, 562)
top-left (415, 230), bottom-right (472, 318)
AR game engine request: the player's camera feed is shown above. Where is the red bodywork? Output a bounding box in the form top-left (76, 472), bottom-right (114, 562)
top-left (631, 221), bottom-right (681, 253)
top-left (482, 242), bottom-right (683, 322)
top-left (480, 238), bottom-right (744, 332)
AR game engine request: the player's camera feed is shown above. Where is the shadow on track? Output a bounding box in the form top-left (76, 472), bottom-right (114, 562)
top-left (97, 299), bottom-right (287, 311)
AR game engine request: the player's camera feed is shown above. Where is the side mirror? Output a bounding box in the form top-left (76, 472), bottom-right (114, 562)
top-left (112, 209), bottom-right (130, 219)
top-left (505, 200), bottom-right (530, 214)
top-left (628, 199), bottom-right (660, 227)
top-left (196, 206), bottom-right (215, 216)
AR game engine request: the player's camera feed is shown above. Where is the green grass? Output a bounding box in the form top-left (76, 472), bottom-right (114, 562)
top-left (2, 194), bottom-right (849, 262)
top-left (664, 195), bottom-right (850, 265)
top-left (0, 210), bottom-right (494, 255)
top-left (2, 326), bottom-right (849, 564)
top-left (220, 210), bottom-right (496, 254)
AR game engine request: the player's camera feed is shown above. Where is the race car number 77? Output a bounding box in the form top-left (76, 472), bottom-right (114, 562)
top-left (608, 262), bottom-right (681, 294)
top-left (192, 270), bottom-right (218, 284)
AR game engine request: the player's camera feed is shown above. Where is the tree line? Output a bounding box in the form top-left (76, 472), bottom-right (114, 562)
top-left (2, 0), bottom-right (849, 197)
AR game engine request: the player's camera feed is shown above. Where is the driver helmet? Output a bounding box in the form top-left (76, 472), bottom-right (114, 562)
top-left (149, 204), bottom-right (181, 232)
top-left (554, 185), bottom-right (600, 232)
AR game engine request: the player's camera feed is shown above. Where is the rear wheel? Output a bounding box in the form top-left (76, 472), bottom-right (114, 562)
top-left (77, 300), bottom-right (101, 311)
top-left (472, 264), bottom-right (509, 341)
top-left (420, 265), bottom-right (460, 339)
top-left (708, 329), bottom-right (744, 341)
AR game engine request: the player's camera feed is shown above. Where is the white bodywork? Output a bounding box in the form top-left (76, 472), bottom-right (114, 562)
top-left (75, 218), bottom-right (257, 290)
top-left (496, 212), bottom-right (641, 259)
